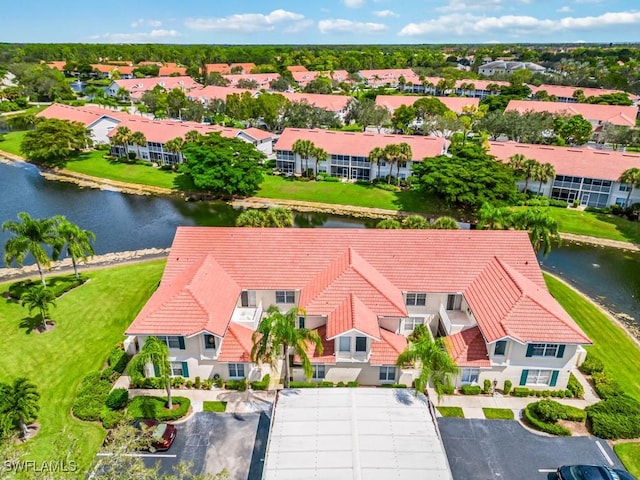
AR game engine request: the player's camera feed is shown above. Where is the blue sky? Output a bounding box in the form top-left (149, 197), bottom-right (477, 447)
top-left (4, 0), bottom-right (640, 44)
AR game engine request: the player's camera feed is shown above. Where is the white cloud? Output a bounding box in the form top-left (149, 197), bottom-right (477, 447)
top-left (372, 9), bottom-right (399, 18)
top-left (318, 18), bottom-right (387, 34)
top-left (90, 29), bottom-right (181, 43)
top-left (131, 18), bottom-right (162, 28)
top-left (436, 0), bottom-right (529, 13)
top-left (342, 0), bottom-right (365, 7)
top-left (398, 11), bottom-right (640, 37)
top-left (185, 9), bottom-right (305, 32)
top-left (556, 6), bottom-right (572, 12)
top-left (284, 19), bottom-right (314, 34)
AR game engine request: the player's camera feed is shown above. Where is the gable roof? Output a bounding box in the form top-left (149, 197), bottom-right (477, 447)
top-left (217, 323), bottom-right (254, 362)
top-left (375, 95), bottom-right (480, 114)
top-left (112, 76), bottom-right (201, 94)
top-left (37, 103), bottom-right (123, 127)
top-left (279, 92), bottom-right (351, 112)
top-left (326, 294), bottom-right (381, 340)
top-left (370, 328), bottom-right (408, 365)
top-left (505, 100), bottom-right (637, 127)
top-left (443, 326), bottom-right (490, 367)
top-left (292, 70), bottom-right (351, 87)
top-left (529, 84), bottom-right (631, 101)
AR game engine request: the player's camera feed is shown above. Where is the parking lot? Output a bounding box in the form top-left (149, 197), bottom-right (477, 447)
top-left (438, 418), bottom-right (626, 480)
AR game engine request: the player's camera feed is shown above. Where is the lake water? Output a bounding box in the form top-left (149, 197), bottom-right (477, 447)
top-left (1, 160), bottom-right (638, 326)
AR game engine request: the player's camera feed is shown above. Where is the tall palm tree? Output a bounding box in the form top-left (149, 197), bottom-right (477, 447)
top-left (383, 144), bottom-right (400, 184)
top-left (396, 327), bottom-right (458, 400)
top-left (129, 131), bottom-right (147, 160)
top-left (111, 126), bottom-right (132, 158)
top-left (508, 153), bottom-right (526, 174)
top-left (184, 130), bottom-right (201, 144)
top-left (313, 147), bottom-right (328, 178)
top-left (251, 306), bottom-right (323, 388)
top-left (431, 216), bottom-right (460, 229)
top-left (130, 336), bottom-right (173, 409)
top-left (395, 142), bottom-right (412, 186)
top-left (510, 208), bottom-right (562, 256)
top-left (619, 167), bottom-right (640, 207)
top-left (291, 139), bottom-right (316, 177)
top-left (163, 137), bottom-right (184, 165)
top-left (522, 159), bottom-right (539, 194)
top-left (368, 146), bottom-right (386, 182)
top-left (21, 285), bottom-right (56, 331)
top-left (3, 212), bottom-right (58, 287)
top-left (536, 163), bottom-right (556, 196)
top-left (477, 203), bottom-right (509, 230)
top-left (52, 217), bottom-right (96, 280)
top-left (265, 207), bottom-right (294, 227)
top-left (0, 378), bottom-right (40, 438)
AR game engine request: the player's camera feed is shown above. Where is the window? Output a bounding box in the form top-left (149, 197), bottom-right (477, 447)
top-left (275, 290), bottom-right (295, 304)
top-left (405, 292), bottom-right (427, 306)
top-left (204, 334), bottom-right (216, 350)
top-left (529, 343), bottom-right (560, 357)
top-left (526, 369), bottom-right (552, 385)
top-left (355, 336), bottom-right (367, 352)
top-left (404, 317), bottom-right (424, 332)
top-left (339, 337), bottom-right (351, 352)
top-left (494, 340), bottom-right (507, 356)
top-left (298, 316), bottom-right (305, 329)
top-left (170, 362), bottom-right (186, 377)
top-left (619, 184), bottom-right (631, 192)
top-left (461, 368), bottom-right (479, 384)
top-left (228, 363), bottom-right (245, 378)
top-left (312, 365), bottom-right (325, 380)
top-left (379, 366), bottom-right (396, 382)
top-left (240, 290), bottom-right (256, 307)
top-left (158, 336), bottom-right (184, 350)
top-left (447, 294), bottom-right (462, 310)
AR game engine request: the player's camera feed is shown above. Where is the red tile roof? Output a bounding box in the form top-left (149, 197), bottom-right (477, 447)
top-left (218, 323), bottom-right (254, 362)
top-left (505, 100), bottom-right (637, 127)
top-left (304, 325), bottom-right (337, 364)
top-left (444, 327), bottom-right (490, 367)
top-left (454, 79), bottom-right (510, 91)
top-left (230, 63), bottom-right (256, 74)
top-left (46, 61), bottom-right (67, 71)
top-left (464, 257), bottom-right (590, 344)
top-left (205, 63), bottom-right (231, 75)
top-left (37, 103), bottom-right (126, 127)
top-left (275, 128), bottom-right (447, 160)
top-left (279, 92), bottom-right (351, 112)
top-left (113, 76), bottom-right (201, 94)
top-left (489, 141), bottom-right (640, 182)
top-left (292, 70), bottom-right (351, 87)
top-left (359, 69), bottom-right (421, 86)
top-left (370, 328), bottom-right (407, 365)
top-left (188, 85), bottom-right (257, 103)
top-left (159, 66), bottom-right (187, 76)
top-left (529, 84), bottom-right (631, 101)
top-left (326, 294), bottom-right (381, 340)
top-left (223, 73), bottom-right (280, 89)
top-left (286, 65), bottom-right (308, 73)
top-left (375, 95), bottom-right (480, 114)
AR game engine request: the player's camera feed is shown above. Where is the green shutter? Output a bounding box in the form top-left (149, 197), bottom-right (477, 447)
top-left (181, 362), bottom-right (189, 378)
top-left (525, 344), bottom-right (534, 357)
top-left (550, 370), bottom-right (559, 387)
top-left (178, 336), bottom-right (185, 350)
top-left (556, 345), bottom-right (565, 358)
top-left (153, 363), bottom-right (159, 377)
top-left (519, 370), bottom-right (528, 386)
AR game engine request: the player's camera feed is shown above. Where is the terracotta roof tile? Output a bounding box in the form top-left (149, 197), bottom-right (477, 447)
top-left (444, 327), bottom-right (490, 367)
top-left (376, 95), bottom-right (480, 114)
top-left (279, 92), bottom-right (351, 112)
top-left (370, 328), bottom-right (407, 365)
top-left (505, 100), bottom-right (637, 127)
top-left (303, 325), bottom-right (336, 364)
top-left (326, 294), bottom-right (381, 340)
top-left (218, 323), bottom-right (254, 362)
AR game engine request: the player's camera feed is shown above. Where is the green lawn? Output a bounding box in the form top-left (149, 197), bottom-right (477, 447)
top-left (544, 274), bottom-right (640, 401)
top-left (548, 207), bottom-right (640, 244)
top-left (482, 408), bottom-right (515, 420)
top-left (0, 130), bottom-right (26, 156)
top-left (0, 261), bottom-right (165, 475)
top-left (614, 443), bottom-right (640, 478)
top-left (436, 406), bottom-right (465, 418)
top-left (203, 401), bottom-right (227, 413)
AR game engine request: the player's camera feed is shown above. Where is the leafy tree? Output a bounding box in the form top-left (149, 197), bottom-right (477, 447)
top-left (269, 76), bottom-right (291, 92)
top-left (618, 168), bottom-right (640, 207)
top-left (370, 105), bottom-right (391, 133)
top-left (599, 124), bottom-right (635, 150)
top-left (402, 215), bottom-right (430, 229)
top-left (251, 306), bottom-right (323, 388)
top-left (413, 97), bottom-right (449, 121)
top-left (130, 336), bottom-right (173, 409)
top-left (477, 203), bottom-right (509, 230)
top-left (391, 104), bottom-right (416, 134)
top-left (376, 218), bottom-right (402, 229)
top-left (396, 328), bottom-right (458, 400)
top-left (166, 88), bottom-right (189, 119)
top-left (20, 118), bottom-right (92, 165)
top-left (0, 378), bottom-right (40, 438)
top-left (206, 72), bottom-right (230, 87)
top-left (476, 110), bottom-right (508, 140)
top-left (345, 98), bottom-right (376, 131)
top-left (254, 93), bottom-right (289, 131)
top-left (426, 112), bottom-right (462, 138)
top-left (52, 216), bottom-right (96, 280)
top-left (180, 132), bottom-right (265, 196)
top-left (303, 76), bottom-right (333, 94)
top-left (2, 212), bottom-right (59, 286)
top-left (281, 101), bottom-right (341, 129)
top-left (21, 285), bottom-right (56, 331)
top-left (431, 216), bottom-right (460, 229)
top-left (237, 79), bottom-right (259, 89)
top-left (553, 114), bottom-right (593, 145)
top-left (292, 139), bottom-right (316, 177)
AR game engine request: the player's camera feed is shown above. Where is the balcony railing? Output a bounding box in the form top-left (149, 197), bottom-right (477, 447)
top-left (335, 351), bottom-right (370, 363)
top-left (439, 304), bottom-right (453, 336)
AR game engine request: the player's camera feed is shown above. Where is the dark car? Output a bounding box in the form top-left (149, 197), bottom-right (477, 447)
top-left (132, 419), bottom-right (177, 453)
top-left (558, 465), bottom-right (637, 480)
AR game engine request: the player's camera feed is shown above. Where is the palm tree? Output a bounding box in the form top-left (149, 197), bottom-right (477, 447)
top-left (163, 137), bottom-right (184, 165)
top-left (129, 131), bottom-right (147, 160)
top-left (396, 327), bottom-right (458, 400)
top-left (536, 163), bottom-right (556, 196)
top-left (21, 285), bottom-right (57, 331)
top-left (431, 216), bottom-right (460, 229)
top-left (3, 212), bottom-right (58, 287)
top-left (619, 167), bottom-right (640, 207)
top-left (184, 130), bottom-right (201, 143)
top-left (265, 207), bottom-right (294, 227)
top-left (402, 215), bottom-right (430, 229)
top-left (368, 146), bottom-right (386, 182)
top-left (236, 210), bottom-right (268, 227)
top-left (376, 218), bottom-right (402, 229)
top-left (522, 159), bottom-right (539, 194)
top-left (508, 153), bottom-right (526, 174)
top-left (510, 208), bottom-right (562, 256)
top-left (313, 147), bottom-right (328, 178)
top-left (130, 336), bottom-right (173, 409)
top-left (251, 306), bottom-right (323, 388)
top-left (111, 126), bottom-right (131, 158)
top-left (0, 378), bottom-right (40, 438)
top-left (52, 217), bottom-right (95, 280)
top-left (383, 144), bottom-right (400, 184)
top-left (477, 203), bottom-right (509, 230)
top-left (395, 143), bottom-right (413, 186)
top-left (291, 139), bottom-right (316, 177)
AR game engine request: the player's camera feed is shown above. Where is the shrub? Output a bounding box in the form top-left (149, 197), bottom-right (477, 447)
top-left (337, 381), bottom-right (346, 387)
top-left (214, 377), bottom-right (223, 388)
top-left (170, 377), bottom-right (185, 388)
top-left (523, 403), bottom-right (571, 436)
top-left (203, 401), bottom-right (227, 413)
top-left (380, 383), bottom-right (408, 389)
top-left (592, 371), bottom-right (624, 400)
top-left (289, 381), bottom-right (317, 388)
top-left (106, 388), bottom-right (129, 410)
top-left (226, 378), bottom-right (248, 391)
top-left (461, 385), bottom-right (482, 395)
top-left (72, 371), bottom-right (113, 421)
top-left (347, 381), bottom-right (359, 388)
top-left (580, 352), bottom-right (604, 375)
top-left (512, 387), bottom-right (531, 397)
top-left (100, 368), bottom-right (120, 383)
top-left (127, 396), bottom-right (191, 422)
top-left (503, 380), bottom-right (512, 395)
top-left (251, 374), bottom-right (270, 391)
top-left (440, 384), bottom-right (455, 395)
top-left (99, 406), bottom-right (125, 429)
top-left (194, 376), bottom-right (201, 389)
top-left (549, 199), bottom-right (568, 208)
top-left (318, 381), bottom-right (334, 388)
top-left (586, 396), bottom-right (640, 439)
top-left (567, 373), bottom-right (584, 399)
top-left (185, 380), bottom-right (193, 389)
top-left (483, 379), bottom-right (492, 394)
top-left (203, 379), bottom-right (214, 390)
top-left (108, 347), bottom-right (129, 374)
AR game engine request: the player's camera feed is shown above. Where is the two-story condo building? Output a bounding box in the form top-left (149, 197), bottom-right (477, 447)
top-left (125, 228), bottom-right (590, 390)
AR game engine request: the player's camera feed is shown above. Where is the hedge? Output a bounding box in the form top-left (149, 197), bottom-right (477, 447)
top-left (579, 352), bottom-right (604, 375)
top-left (532, 399), bottom-right (585, 423)
top-left (512, 387), bottom-right (571, 398)
top-left (380, 384), bottom-right (408, 388)
top-left (460, 385), bottom-right (482, 395)
top-left (99, 406), bottom-right (126, 429)
top-left (108, 347), bottom-right (129, 374)
top-left (251, 374), bottom-right (270, 391)
top-left (226, 378), bottom-right (248, 391)
top-left (591, 371), bottom-right (624, 400)
top-left (567, 373), bottom-right (584, 399)
top-left (523, 403), bottom-right (571, 436)
top-left (503, 380), bottom-right (512, 395)
top-left (289, 381), bottom-right (334, 388)
top-left (586, 396), bottom-right (640, 439)
top-left (127, 396), bottom-right (191, 422)
top-left (72, 371), bottom-right (113, 421)
top-left (106, 388), bottom-right (129, 410)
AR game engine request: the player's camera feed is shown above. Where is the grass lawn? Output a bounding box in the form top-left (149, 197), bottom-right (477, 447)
top-left (0, 260), bottom-right (165, 475)
top-left (203, 401), bottom-right (227, 413)
top-left (436, 406), bottom-right (465, 418)
top-left (614, 443), bottom-right (640, 478)
top-left (0, 130), bottom-right (26, 156)
top-left (544, 274), bottom-right (640, 401)
top-left (548, 207), bottom-right (640, 244)
top-left (482, 408), bottom-right (515, 420)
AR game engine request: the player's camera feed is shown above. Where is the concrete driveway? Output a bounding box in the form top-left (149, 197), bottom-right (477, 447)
top-left (438, 418), bottom-right (626, 480)
top-left (141, 411), bottom-right (271, 480)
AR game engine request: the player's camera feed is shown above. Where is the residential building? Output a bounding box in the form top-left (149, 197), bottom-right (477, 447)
top-left (105, 76), bottom-right (202, 99)
top-left (278, 92), bottom-right (352, 120)
top-left (489, 141), bottom-right (640, 207)
top-left (274, 128), bottom-right (447, 180)
top-left (291, 70), bottom-right (351, 89)
top-left (358, 69), bottom-right (421, 88)
top-left (529, 84), bottom-right (637, 105)
top-left (187, 85), bottom-right (258, 107)
top-left (478, 61), bottom-right (546, 76)
top-left (125, 227), bottom-right (590, 390)
top-left (375, 95), bottom-right (480, 115)
top-left (222, 73), bottom-right (280, 89)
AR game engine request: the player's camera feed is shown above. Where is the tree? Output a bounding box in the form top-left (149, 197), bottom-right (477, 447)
top-left (237, 79), bottom-right (259, 89)
top-left (391, 104), bottom-right (416, 134)
top-left (522, 158), bottom-right (539, 193)
top-left (291, 139), bottom-right (316, 178)
top-left (368, 146), bottom-right (386, 181)
top-left (206, 72), bottom-right (230, 87)
top-left (376, 218), bottom-right (402, 229)
top-left (251, 306), bottom-right (323, 388)
top-left (402, 215), bottom-right (430, 229)
top-left (236, 208), bottom-right (294, 227)
top-left (553, 114), bottom-right (593, 145)
top-left (0, 378), bottom-right (40, 438)
top-left (129, 131), bottom-right (147, 160)
top-left (21, 285), bottom-right (56, 331)
top-left (370, 105), bottom-right (391, 133)
top-left (164, 137), bottom-right (184, 164)
top-left (111, 126), bottom-right (132, 158)
top-left (130, 336), bottom-right (173, 409)
top-left (396, 327), bottom-right (458, 400)
top-left (534, 162), bottom-right (555, 196)
top-left (313, 147), bottom-right (328, 178)
top-left (394, 142), bottom-right (412, 186)
top-left (619, 168), bottom-right (640, 207)
top-left (52, 217), bottom-right (96, 280)
top-left (179, 132), bottom-right (265, 196)
top-left (20, 118), bottom-right (92, 166)
top-left (413, 97), bottom-right (450, 121)
top-left (431, 216), bottom-right (460, 229)
top-left (477, 203), bottom-right (509, 230)
top-left (3, 212), bottom-right (59, 286)
top-left (509, 208), bottom-right (562, 256)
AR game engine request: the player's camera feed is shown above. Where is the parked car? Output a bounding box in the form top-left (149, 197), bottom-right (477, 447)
top-left (132, 419), bottom-right (177, 453)
top-left (557, 465), bottom-right (636, 480)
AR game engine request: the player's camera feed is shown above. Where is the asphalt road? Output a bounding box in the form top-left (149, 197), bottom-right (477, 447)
top-left (438, 418), bottom-right (626, 480)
